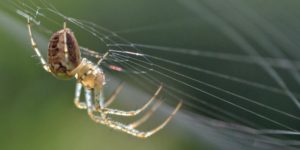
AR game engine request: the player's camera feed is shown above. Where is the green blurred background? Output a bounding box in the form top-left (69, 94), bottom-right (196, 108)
top-left (0, 0), bottom-right (213, 150)
top-left (1, 0), bottom-right (300, 150)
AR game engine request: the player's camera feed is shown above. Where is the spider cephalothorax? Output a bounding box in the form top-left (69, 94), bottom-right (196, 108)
top-left (26, 17), bottom-right (182, 138)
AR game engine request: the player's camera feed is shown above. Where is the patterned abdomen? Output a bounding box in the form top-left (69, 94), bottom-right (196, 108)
top-left (48, 28), bottom-right (81, 79)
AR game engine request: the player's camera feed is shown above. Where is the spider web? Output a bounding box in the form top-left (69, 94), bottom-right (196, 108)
top-left (5, 0), bottom-right (300, 149)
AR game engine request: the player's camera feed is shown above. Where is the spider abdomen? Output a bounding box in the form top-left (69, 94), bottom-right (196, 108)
top-left (48, 28), bottom-right (81, 79)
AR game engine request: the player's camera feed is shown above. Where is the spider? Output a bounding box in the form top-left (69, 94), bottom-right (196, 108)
top-left (26, 18), bottom-right (182, 138)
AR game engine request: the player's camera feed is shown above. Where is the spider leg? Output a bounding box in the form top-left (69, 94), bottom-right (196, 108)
top-left (104, 82), bottom-right (125, 107)
top-left (75, 82), bottom-right (124, 109)
top-left (94, 89), bottom-right (105, 109)
top-left (90, 100), bottom-right (182, 138)
top-left (102, 84), bottom-right (163, 116)
top-left (80, 47), bottom-right (114, 67)
top-left (128, 100), bottom-right (163, 128)
top-left (85, 88), bottom-right (93, 111)
top-left (135, 100), bottom-right (182, 138)
top-left (85, 86), bottom-right (182, 138)
top-left (27, 18), bottom-right (50, 72)
top-left (74, 82), bottom-right (87, 109)
top-left (97, 51), bottom-right (109, 65)
top-left (84, 87), bottom-right (104, 116)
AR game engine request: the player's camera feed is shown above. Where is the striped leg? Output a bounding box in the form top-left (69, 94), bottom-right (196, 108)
top-left (74, 82), bottom-right (87, 109)
top-left (27, 18), bottom-right (50, 72)
top-left (102, 85), bottom-right (163, 116)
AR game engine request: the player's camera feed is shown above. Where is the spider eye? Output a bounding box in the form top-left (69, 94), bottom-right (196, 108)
top-left (47, 29), bottom-right (81, 79)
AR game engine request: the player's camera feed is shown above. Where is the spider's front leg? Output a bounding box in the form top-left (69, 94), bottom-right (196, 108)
top-left (74, 81), bottom-right (124, 110)
top-left (27, 18), bottom-right (50, 72)
top-left (84, 87), bottom-right (104, 120)
top-left (74, 82), bottom-right (87, 109)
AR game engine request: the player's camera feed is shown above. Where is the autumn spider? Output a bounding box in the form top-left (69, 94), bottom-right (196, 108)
top-left (26, 18), bottom-right (182, 138)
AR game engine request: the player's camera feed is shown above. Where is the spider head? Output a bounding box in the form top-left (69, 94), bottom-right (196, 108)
top-left (47, 28), bottom-right (81, 80)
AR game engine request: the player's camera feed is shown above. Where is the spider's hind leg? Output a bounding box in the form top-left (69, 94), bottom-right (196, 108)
top-left (27, 18), bottom-right (50, 72)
